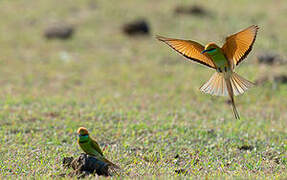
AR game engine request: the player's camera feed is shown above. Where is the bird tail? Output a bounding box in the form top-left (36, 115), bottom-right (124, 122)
top-left (200, 72), bottom-right (228, 96)
top-left (225, 77), bottom-right (240, 119)
top-left (103, 157), bottom-right (120, 169)
top-left (200, 72), bottom-right (254, 96)
top-left (200, 72), bottom-right (254, 119)
top-left (229, 72), bottom-right (255, 96)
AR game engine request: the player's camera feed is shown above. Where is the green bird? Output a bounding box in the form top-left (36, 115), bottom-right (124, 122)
top-left (157, 25), bottom-right (259, 119)
top-left (77, 127), bottom-right (119, 169)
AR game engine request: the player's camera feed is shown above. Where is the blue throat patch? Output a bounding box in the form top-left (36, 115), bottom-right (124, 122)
top-left (79, 134), bottom-right (89, 137)
top-left (79, 134), bottom-right (89, 143)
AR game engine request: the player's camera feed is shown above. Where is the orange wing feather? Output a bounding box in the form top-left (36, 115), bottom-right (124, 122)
top-left (222, 25), bottom-right (259, 68)
top-left (156, 35), bottom-right (216, 69)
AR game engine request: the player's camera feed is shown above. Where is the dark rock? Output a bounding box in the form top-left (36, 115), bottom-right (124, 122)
top-left (273, 75), bottom-right (287, 84)
top-left (122, 19), bottom-right (150, 36)
top-left (63, 154), bottom-right (111, 177)
top-left (44, 23), bottom-right (74, 40)
top-left (175, 5), bottom-right (209, 16)
top-left (257, 52), bottom-right (285, 65)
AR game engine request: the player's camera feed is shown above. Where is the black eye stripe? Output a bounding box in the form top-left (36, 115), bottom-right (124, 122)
top-left (79, 134), bottom-right (88, 137)
top-left (208, 48), bottom-right (216, 51)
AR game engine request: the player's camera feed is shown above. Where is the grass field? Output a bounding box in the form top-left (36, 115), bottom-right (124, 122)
top-left (0, 0), bottom-right (286, 178)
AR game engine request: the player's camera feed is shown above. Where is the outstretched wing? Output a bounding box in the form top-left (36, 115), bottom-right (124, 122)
top-left (156, 35), bottom-right (216, 69)
top-left (222, 25), bottom-right (259, 68)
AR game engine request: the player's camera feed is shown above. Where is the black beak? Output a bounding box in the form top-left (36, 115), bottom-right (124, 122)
top-left (201, 49), bottom-right (208, 54)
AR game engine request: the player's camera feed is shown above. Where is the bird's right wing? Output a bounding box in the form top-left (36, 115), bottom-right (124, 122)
top-left (156, 35), bottom-right (216, 69)
top-left (91, 138), bottom-right (104, 156)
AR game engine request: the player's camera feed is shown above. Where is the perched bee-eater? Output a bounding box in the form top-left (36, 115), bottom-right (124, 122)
top-left (77, 127), bottom-right (119, 168)
top-left (157, 25), bottom-right (259, 119)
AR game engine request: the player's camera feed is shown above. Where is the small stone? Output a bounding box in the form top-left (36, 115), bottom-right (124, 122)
top-left (122, 19), bottom-right (150, 36)
top-left (44, 23), bottom-right (74, 40)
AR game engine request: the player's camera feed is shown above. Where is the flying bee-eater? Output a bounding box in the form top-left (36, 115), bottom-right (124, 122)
top-left (77, 127), bottom-right (120, 169)
top-left (156, 25), bottom-right (259, 119)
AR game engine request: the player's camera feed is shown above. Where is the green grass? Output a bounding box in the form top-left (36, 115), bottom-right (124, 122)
top-left (0, 0), bottom-right (286, 178)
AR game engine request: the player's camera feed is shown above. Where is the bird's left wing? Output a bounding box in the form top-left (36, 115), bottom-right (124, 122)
top-left (156, 35), bottom-right (216, 69)
top-left (222, 25), bottom-right (259, 69)
top-left (91, 137), bottom-right (104, 156)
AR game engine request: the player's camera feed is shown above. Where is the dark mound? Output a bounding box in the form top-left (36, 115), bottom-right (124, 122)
top-left (122, 19), bottom-right (150, 36)
top-left (257, 52), bottom-right (285, 65)
top-left (62, 153), bottom-right (111, 178)
top-left (175, 5), bottom-right (209, 16)
top-left (44, 23), bottom-right (74, 40)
